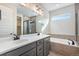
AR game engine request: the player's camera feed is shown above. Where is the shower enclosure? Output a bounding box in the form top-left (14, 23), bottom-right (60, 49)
top-left (23, 20), bottom-right (36, 34)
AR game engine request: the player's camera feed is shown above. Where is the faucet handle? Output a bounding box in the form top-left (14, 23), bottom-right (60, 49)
top-left (10, 33), bottom-right (13, 35)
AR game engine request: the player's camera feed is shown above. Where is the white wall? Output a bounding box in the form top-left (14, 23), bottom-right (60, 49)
top-left (50, 4), bottom-right (76, 35)
top-left (0, 4), bottom-right (17, 37)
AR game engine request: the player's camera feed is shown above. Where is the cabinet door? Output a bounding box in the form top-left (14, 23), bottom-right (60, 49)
top-left (44, 37), bottom-right (50, 56)
top-left (21, 48), bottom-right (36, 56)
top-left (37, 39), bottom-right (43, 46)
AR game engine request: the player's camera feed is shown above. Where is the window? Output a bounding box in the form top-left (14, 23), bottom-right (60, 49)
top-left (52, 13), bottom-right (71, 21)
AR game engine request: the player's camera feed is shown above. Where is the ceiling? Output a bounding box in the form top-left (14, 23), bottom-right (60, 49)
top-left (17, 3), bottom-right (74, 16)
top-left (0, 3), bottom-right (74, 17)
top-left (39, 3), bottom-right (73, 11)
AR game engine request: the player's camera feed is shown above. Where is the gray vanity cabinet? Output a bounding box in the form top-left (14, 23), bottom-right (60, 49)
top-left (0, 36), bottom-right (50, 56)
top-left (43, 37), bottom-right (50, 56)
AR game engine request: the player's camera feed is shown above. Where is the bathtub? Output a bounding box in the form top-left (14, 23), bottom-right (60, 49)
top-left (50, 38), bottom-right (79, 56)
top-left (50, 38), bottom-right (77, 46)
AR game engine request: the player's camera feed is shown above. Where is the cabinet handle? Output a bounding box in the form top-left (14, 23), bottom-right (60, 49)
top-left (39, 48), bottom-right (42, 51)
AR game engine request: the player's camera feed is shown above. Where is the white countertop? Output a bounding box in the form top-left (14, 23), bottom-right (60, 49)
top-left (0, 33), bottom-right (50, 55)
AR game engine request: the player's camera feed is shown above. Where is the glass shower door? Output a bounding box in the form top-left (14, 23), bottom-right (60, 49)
top-left (23, 21), bottom-right (27, 34)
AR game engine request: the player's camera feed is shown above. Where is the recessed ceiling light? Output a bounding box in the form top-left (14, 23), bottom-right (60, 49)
top-left (20, 3), bottom-right (26, 6)
top-left (55, 4), bottom-right (60, 7)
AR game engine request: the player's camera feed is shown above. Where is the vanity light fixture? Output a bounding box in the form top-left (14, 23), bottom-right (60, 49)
top-left (20, 3), bottom-right (44, 16)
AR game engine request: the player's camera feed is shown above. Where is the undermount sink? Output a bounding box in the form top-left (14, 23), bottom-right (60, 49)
top-left (13, 39), bottom-right (28, 44)
top-left (0, 36), bottom-right (13, 43)
top-left (20, 35), bottom-right (34, 40)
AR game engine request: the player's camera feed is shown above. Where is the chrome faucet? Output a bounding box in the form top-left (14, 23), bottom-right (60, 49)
top-left (68, 40), bottom-right (75, 45)
top-left (10, 33), bottom-right (19, 40)
top-left (71, 40), bottom-right (75, 45)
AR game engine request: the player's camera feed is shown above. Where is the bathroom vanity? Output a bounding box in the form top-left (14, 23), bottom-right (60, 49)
top-left (0, 33), bottom-right (50, 56)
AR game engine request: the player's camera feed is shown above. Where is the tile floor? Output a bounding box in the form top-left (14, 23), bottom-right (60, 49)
top-left (48, 51), bottom-right (62, 56)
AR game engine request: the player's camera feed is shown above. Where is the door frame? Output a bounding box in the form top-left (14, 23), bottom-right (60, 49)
top-left (17, 14), bottom-right (23, 35)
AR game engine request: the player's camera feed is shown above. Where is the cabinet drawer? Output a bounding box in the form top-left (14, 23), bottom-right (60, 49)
top-left (44, 42), bottom-right (50, 49)
top-left (44, 50), bottom-right (48, 56)
top-left (1, 42), bottom-right (36, 56)
top-left (44, 47), bottom-right (49, 56)
top-left (37, 45), bottom-right (43, 56)
top-left (37, 49), bottom-right (43, 56)
top-left (37, 39), bottom-right (43, 46)
top-left (37, 45), bottom-right (43, 52)
top-left (21, 48), bottom-right (36, 56)
top-left (44, 37), bottom-right (50, 44)
top-left (37, 51), bottom-right (43, 56)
